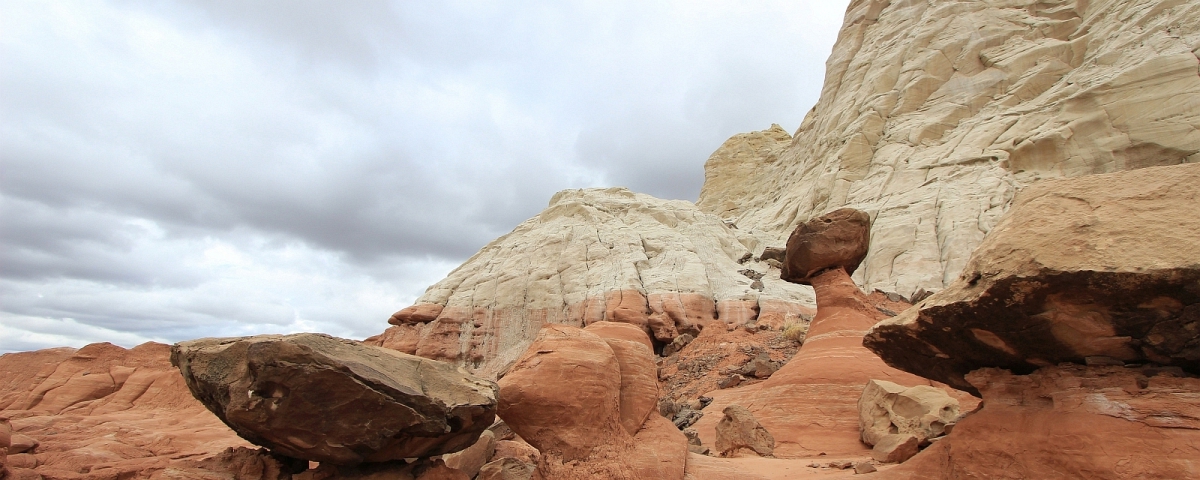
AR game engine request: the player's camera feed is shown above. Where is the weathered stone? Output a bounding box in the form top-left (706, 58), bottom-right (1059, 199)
top-left (740, 354), bottom-right (777, 379)
top-left (390, 303), bottom-right (444, 325)
top-left (171, 333), bottom-right (498, 465)
top-left (714, 405), bottom-right (774, 457)
top-left (854, 461), bottom-right (877, 474)
top-left (859, 379), bottom-right (960, 446)
top-left (496, 324), bottom-right (687, 479)
top-left (5, 435), bottom-right (34, 455)
top-left (442, 430), bottom-right (495, 478)
top-left (871, 434), bottom-right (920, 463)
top-left (887, 365), bottom-right (1200, 479)
top-left (477, 457), bottom-right (533, 480)
top-left (866, 163), bottom-right (1200, 394)
top-left (780, 208), bottom-right (871, 285)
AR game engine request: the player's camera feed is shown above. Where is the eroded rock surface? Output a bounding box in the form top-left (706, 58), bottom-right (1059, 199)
top-left (866, 163), bottom-right (1200, 393)
top-left (889, 365), bottom-right (1200, 479)
top-left (369, 188), bottom-right (818, 375)
top-left (496, 323), bottom-right (687, 480)
top-left (0, 343), bottom-right (251, 479)
top-left (698, 0), bottom-right (1200, 298)
top-left (714, 405), bottom-right (775, 458)
top-left (171, 333), bottom-right (498, 465)
top-left (858, 379), bottom-right (960, 448)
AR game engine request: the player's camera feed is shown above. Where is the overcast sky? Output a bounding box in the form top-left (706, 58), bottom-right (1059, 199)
top-left (0, 0), bottom-right (849, 353)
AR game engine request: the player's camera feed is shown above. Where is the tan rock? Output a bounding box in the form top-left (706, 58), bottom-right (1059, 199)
top-left (866, 163), bottom-right (1200, 393)
top-left (442, 430), bottom-right (495, 478)
top-left (854, 461), bottom-right (877, 474)
top-left (477, 457), bottom-right (533, 480)
top-left (171, 333), bottom-right (498, 464)
top-left (714, 405), bottom-right (774, 457)
top-left (858, 379), bottom-right (960, 446)
top-left (888, 365), bottom-right (1200, 479)
top-left (871, 434), bottom-right (920, 463)
top-left (390, 303), bottom-right (444, 325)
top-left (490, 439), bottom-right (538, 466)
top-left (5, 435), bottom-right (34, 455)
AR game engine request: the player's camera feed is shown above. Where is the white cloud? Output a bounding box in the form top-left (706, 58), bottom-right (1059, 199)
top-left (0, 0), bottom-right (848, 352)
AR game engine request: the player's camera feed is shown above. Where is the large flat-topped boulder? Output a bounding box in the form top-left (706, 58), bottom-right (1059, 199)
top-left (171, 333), bottom-right (498, 465)
top-left (865, 163), bottom-right (1200, 394)
top-left (780, 208), bottom-right (871, 285)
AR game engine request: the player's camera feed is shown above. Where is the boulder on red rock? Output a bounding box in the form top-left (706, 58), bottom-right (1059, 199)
top-left (858, 379), bottom-right (960, 447)
top-left (713, 405), bottom-right (774, 457)
top-left (866, 163), bottom-right (1200, 394)
top-left (496, 323), bottom-right (687, 479)
top-left (780, 208), bottom-right (871, 285)
top-left (888, 364), bottom-right (1200, 479)
top-left (171, 333), bottom-right (498, 465)
top-left (871, 433), bottom-right (920, 463)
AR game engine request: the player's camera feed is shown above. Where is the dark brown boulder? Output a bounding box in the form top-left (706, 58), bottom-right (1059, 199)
top-left (171, 333), bottom-right (498, 465)
top-left (779, 208), bottom-right (871, 285)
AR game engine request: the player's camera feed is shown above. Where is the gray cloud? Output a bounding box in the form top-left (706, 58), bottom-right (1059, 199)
top-left (0, 0), bottom-right (848, 353)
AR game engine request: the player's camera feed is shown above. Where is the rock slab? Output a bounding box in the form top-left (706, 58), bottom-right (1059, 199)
top-left (858, 379), bottom-right (960, 447)
top-left (171, 333), bottom-right (498, 465)
top-left (866, 163), bottom-right (1200, 393)
top-left (713, 405), bottom-right (774, 457)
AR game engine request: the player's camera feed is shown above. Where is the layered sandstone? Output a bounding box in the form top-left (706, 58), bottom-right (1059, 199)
top-left (0, 343), bottom-right (252, 479)
top-left (698, 0), bottom-right (1200, 297)
top-left (866, 162), bottom-right (1200, 393)
top-left (373, 188), bottom-right (818, 374)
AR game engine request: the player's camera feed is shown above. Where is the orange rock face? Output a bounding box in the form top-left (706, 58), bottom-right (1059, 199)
top-left (496, 323), bottom-right (687, 479)
top-left (890, 364), bottom-right (1200, 479)
top-left (0, 342), bottom-right (251, 479)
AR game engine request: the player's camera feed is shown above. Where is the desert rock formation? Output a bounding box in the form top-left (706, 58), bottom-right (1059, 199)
top-left (697, 0), bottom-right (1200, 297)
top-left (496, 322), bottom-right (687, 480)
top-left (866, 162), bottom-right (1200, 393)
top-left (373, 187), bottom-right (818, 374)
top-left (172, 333), bottom-right (498, 465)
top-left (867, 163), bottom-right (1200, 478)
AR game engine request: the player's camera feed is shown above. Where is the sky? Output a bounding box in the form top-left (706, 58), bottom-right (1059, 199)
top-left (0, 0), bottom-right (850, 353)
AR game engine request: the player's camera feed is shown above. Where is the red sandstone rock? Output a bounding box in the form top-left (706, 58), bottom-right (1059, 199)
top-left (390, 303), bottom-right (445, 325)
top-left (780, 208), bottom-right (871, 285)
top-left (0, 342), bottom-right (253, 479)
top-left (888, 364), bottom-right (1200, 479)
top-left (443, 430), bottom-right (496, 478)
top-left (496, 324), bottom-right (687, 479)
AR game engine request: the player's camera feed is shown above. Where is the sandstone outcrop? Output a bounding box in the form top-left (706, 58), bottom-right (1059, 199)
top-left (698, 0), bottom-right (1200, 298)
top-left (693, 209), bottom-right (973, 458)
top-left (858, 379), bottom-right (960, 448)
top-left (866, 162), bottom-right (1200, 393)
top-left (370, 187), bottom-right (818, 375)
top-left (887, 364), bottom-right (1200, 479)
top-left (0, 342), bottom-right (252, 479)
top-left (496, 322), bottom-right (687, 480)
top-left (171, 333), bottom-right (498, 465)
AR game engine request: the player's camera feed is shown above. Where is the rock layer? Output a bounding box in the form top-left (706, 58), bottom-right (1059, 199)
top-left (888, 364), bottom-right (1200, 479)
top-left (372, 188), bottom-right (817, 374)
top-left (866, 162), bottom-right (1200, 393)
top-left (171, 333), bottom-right (498, 465)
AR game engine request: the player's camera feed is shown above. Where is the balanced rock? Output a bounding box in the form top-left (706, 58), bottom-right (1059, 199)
top-left (780, 208), bottom-right (871, 284)
top-left (692, 209), bottom-right (968, 457)
top-left (496, 323), bottom-right (686, 479)
top-left (171, 333), bottom-right (498, 465)
top-left (866, 163), bottom-right (1200, 393)
top-left (859, 379), bottom-right (960, 447)
top-left (713, 405), bottom-right (774, 457)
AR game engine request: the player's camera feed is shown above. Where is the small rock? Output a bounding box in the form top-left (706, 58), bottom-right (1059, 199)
top-left (750, 280), bottom-right (764, 291)
top-left (698, 396), bottom-right (713, 409)
top-left (760, 247), bottom-right (787, 263)
top-left (737, 252), bottom-right (753, 264)
top-left (658, 397), bottom-right (680, 419)
top-left (766, 258), bottom-right (784, 269)
top-left (673, 408), bottom-right (703, 429)
top-left (714, 405), bottom-right (774, 457)
top-left (687, 444), bottom-right (711, 455)
top-left (830, 461), bottom-right (853, 469)
top-left (871, 434), bottom-right (920, 463)
top-left (477, 457), bottom-right (534, 480)
top-left (8, 433), bottom-right (37, 454)
top-left (854, 461), bottom-right (877, 474)
top-left (717, 374), bottom-right (744, 389)
top-left (442, 430), bottom-right (496, 478)
top-left (683, 428), bottom-right (701, 446)
top-left (741, 354), bottom-right (778, 379)
top-left (662, 333), bottom-right (694, 357)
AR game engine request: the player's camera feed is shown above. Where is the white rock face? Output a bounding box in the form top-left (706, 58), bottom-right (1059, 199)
top-left (371, 188), bottom-right (815, 374)
top-left (698, 0), bottom-right (1200, 297)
